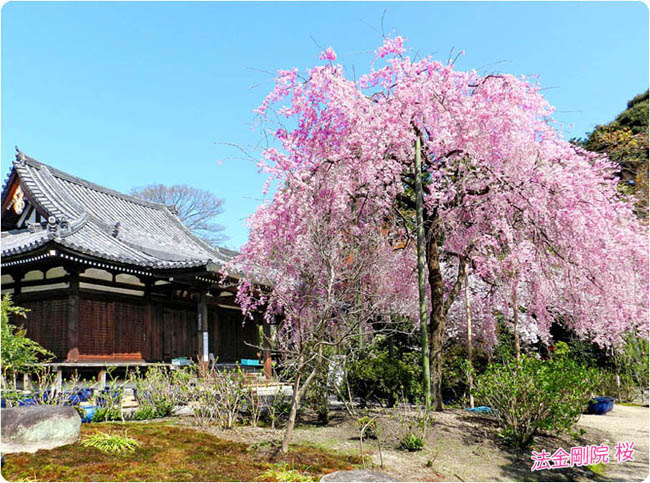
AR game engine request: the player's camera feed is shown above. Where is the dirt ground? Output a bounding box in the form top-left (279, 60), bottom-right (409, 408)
top-left (576, 405), bottom-right (649, 482)
top-left (193, 404), bottom-right (649, 482)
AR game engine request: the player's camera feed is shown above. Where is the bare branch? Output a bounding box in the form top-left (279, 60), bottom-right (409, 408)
top-left (130, 184), bottom-right (227, 246)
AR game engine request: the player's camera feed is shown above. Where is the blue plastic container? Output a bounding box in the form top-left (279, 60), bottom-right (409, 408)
top-left (18, 397), bottom-right (38, 406)
top-left (37, 390), bottom-right (51, 403)
top-left (79, 405), bottom-right (98, 423)
top-left (65, 393), bottom-right (81, 405)
top-left (587, 396), bottom-right (613, 415)
top-left (75, 388), bottom-right (93, 402)
top-left (66, 390), bottom-right (94, 405)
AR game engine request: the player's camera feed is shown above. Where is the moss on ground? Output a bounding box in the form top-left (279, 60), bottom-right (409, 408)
top-left (2, 422), bottom-right (361, 482)
top-left (619, 402), bottom-right (647, 408)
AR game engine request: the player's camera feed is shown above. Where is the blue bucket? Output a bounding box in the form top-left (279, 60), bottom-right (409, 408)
top-left (587, 396), bottom-right (613, 415)
top-left (79, 405), bottom-right (98, 423)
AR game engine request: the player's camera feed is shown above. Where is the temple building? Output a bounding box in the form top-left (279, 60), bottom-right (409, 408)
top-left (1, 148), bottom-right (270, 376)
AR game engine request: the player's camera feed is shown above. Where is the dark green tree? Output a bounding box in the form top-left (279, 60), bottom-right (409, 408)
top-left (1, 294), bottom-right (53, 382)
top-left (579, 90), bottom-right (649, 219)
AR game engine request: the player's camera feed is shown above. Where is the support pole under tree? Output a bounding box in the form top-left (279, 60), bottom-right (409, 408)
top-left (512, 285), bottom-right (520, 360)
top-left (414, 134), bottom-right (432, 410)
top-left (464, 269), bottom-right (474, 408)
top-left (263, 318), bottom-right (272, 380)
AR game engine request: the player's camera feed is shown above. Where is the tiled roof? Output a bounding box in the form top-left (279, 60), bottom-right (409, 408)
top-left (1, 150), bottom-right (237, 270)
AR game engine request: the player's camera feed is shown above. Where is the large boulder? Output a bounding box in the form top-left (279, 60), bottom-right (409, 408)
top-left (1, 406), bottom-right (81, 453)
top-left (321, 470), bottom-right (399, 482)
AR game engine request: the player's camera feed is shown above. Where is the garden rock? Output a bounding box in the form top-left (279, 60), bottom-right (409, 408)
top-left (321, 470), bottom-right (399, 482)
top-left (1, 406), bottom-right (81, 453)
top-left (173, 405), bottom-right (194, 417)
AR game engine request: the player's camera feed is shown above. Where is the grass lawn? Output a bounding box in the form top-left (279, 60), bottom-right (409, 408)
top-left (1, 421), bottom-right (361, 482)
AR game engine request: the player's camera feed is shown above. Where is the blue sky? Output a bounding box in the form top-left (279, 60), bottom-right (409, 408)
top-left (2, 1), bottom-right (648, 249)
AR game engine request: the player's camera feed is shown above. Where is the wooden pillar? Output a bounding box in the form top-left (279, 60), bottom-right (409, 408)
top-left (55, 369), bottom-right (63, 392)
top-left (198, 292), bottom-right (209, 365)
top-left (212, 306), bottom-right (221, 364)
top-left (22, 373), bottom-right (32, 392)
top-left (66, 268), bottom-right (80, 361)
top-left (12, 269), bottom-right (24, 302)
top-left (98, 369), bottom-right (107, 388)
top-left (263, 319), bottom-right (272, 380)
top-left (143, 282), bottom-right (153, 361)
top-left (14, 271), bottom-right (23, 296)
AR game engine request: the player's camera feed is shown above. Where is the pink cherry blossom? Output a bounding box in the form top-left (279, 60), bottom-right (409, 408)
top-left (375, 35), bottom-right (406, 59)
top-left (319, 46), bottom-right (337, 61)
top-left (233, 36), bottom-right (648, 358)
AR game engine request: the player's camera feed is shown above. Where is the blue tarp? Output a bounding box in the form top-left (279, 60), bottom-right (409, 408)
top-left (465, 406), bottom-right (494, 414)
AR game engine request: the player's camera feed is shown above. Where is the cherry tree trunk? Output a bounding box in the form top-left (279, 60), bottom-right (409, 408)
top-left (427, 223), bottom-right (447, 411)
top-left (464, 271), bottom-right (475, 408)
top-left (281, 372), bottom-right (302, 453)
top-left (281, 354), bottom-right (321, 453)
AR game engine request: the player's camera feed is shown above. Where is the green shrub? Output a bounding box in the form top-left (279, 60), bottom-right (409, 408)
top-left (613, 332), bottom-right (649, 402)
top-left (131, 405), bottom-right (158, 421)
top-left (347, 350), bottom-right (422, 407)
top-left (490, 318), bottom-right (516, 364)
top-left (399, 432), bottom-right (424, 452)
top-left (258, 463), bottom-right (313, 482)
top-left (557, 337), bottom-right (611, 369)
top-left (265, 391), bottom-right (292, 429)
top-left (192, 366), bottom-right (246, 429)
top-left (81, 431), bottom-right (140, 454)
top-left (129, 365), bottom-right (192, 419)
top-left (475, 354), bottom-right (598, 447)
top-left (1, 295), bottom-right (53, 380)
top-left (1, 387), bottom-right (24, 407)
top-left (440, 343), bottom-right (491, 404)
top-left (92, 407), bottom-right (121, 422)
top-left (243, 389), bottom-right (264, 427)
top-left (356, 416), bottom-right (377, 439)
top-left (394, 401), bottom-right (431, 452)
top-left (594, 370), bottom-right (639, 403)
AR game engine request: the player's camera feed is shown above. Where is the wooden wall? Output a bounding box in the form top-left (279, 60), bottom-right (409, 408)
top-left (161, 306), bottom-right (197, 361)
top-left (15, 298), bottom-right (69, 359)
top-left (211, 308), bottom-right (260, 362)
top-left (78, 296), bottom-right (145, 361)
top-left (14, 292), bottom-right (260, 363)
